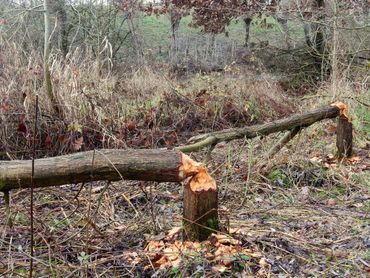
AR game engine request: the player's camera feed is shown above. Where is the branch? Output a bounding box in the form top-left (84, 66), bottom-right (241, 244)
top-left (181, 105), bottom-right (340, 152)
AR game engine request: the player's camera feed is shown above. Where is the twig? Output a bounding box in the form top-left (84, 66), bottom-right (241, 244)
top-left (29, 94), bottom-right (38, 278)
top-left (268, 126), bottom-right (302, 157)
top-left (4, 190), bottom-right (12, 227)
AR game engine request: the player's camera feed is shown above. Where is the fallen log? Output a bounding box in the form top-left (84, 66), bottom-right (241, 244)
top-left (180, 105), bottom-right (340, 152)
top-left (0, 149), bottom-right (189, 191)
top-left (0, 149), bottom-right (218, 241)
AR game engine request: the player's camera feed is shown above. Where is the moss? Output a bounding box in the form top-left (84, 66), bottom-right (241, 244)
top-left (205, 217), bottom-right (218, 231)
top-left (0, 178), bottom-right (6, 191)
top-left (269, 168), bottom-right (291, 188)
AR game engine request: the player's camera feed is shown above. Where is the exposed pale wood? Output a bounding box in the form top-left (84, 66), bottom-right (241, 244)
top-left (336, 115), bottom-right (353, 158)
top-left (183, 106), bottom-right (340, 151)
top-left (0, 149), bottom-right (187, 191)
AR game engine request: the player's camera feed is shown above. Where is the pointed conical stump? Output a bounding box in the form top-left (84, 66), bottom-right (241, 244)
top-left (181, 155), bottom-right (218, 241)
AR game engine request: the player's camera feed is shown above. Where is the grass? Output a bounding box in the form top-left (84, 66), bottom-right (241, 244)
top-left (0, 8), bottom-right (369, 277)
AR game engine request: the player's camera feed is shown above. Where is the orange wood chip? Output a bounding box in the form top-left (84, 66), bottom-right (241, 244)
top-left (331, 101), bottom-right (350, 120)
top-left (189, 168), bottom-right (217, 192)
top-left (178, 153), bottom-right (203, 180)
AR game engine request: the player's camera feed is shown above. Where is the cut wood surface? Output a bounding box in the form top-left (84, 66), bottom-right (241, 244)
top-left (179, 105), bottom-right (340, 152)
top-left (0, 149), bottom-right (197, 191)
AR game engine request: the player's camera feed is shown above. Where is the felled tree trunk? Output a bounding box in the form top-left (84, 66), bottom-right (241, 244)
top-left (180, 105), bottom-right (340, 152)
top-left (0, 149), bottom-right (218, 242)
top-left (0, 150), bottom-right (193, 191)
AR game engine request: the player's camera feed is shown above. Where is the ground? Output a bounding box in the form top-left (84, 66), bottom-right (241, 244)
top-left (0, 11), bottom-right (369, 278)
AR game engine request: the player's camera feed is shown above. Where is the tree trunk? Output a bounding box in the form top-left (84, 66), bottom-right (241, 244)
top-left (44, 0), bottom-right (60, 116)
top-left (182, 105), bottom-right (340, 152)
top-left (0, 150), bottom-right (199, 191)
top-left (313, 0), bottom-right (327, 77)
top-left (170, 9), bottom-right (181, 44)
top-left (55, 0), bottom-right (68, 58)
top-left (0, 149), bottom-right (219, 242)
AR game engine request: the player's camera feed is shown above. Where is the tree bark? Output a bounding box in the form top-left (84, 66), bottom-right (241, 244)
top-left (0, 150), bottom-right (201, 191)
top-left (44, 0), bottom-right (60, 116)
top-left (181, 105), bottom-right (340, 152)
top-left (54, 0), bottom-right (68, 58)
top-left (336, 115), bottom-right (353, 158)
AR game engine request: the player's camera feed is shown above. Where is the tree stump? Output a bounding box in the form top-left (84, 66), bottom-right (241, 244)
top-left (336, 114), bottom-right (353, 158)
top-left (183, 167), bottom-right (218, 241)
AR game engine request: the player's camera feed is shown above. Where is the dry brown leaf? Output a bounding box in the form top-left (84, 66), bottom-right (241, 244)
top-left (163, 248), bottom-right (179, 261)
top-left (153, 255), bottom-right (168, 268)
top-left (165, 227), bottom-right (182, 240)
top-left (259, 257), bottom-right (269, 267)
top-left (44, 135), bottom-right (52, 149)
top-left (212, 265), bottom-right (227, 273)
top-left (214, 234), bottom-right (241, 245)
top-left (145, 240), bottom-right (165, 252)
top-left (347, 156), bottom-right (361, 163)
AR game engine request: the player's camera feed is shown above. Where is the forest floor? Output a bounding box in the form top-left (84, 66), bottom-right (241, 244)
top-left (0, 45), bottom-right (369, 277)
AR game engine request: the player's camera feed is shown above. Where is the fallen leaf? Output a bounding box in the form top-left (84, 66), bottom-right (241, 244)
top-left (145, 240), bottom-right (165, 252)
top-left (212, 265), bottom-right (227, 272)
top-left (327, 198), bottom-right (337, 206)
top-left (165, 227), bottom-right (182, 240)
top-left (347, 156), bottom-right (361, 163)
top-left (259, 257), bottom-right (269, 267)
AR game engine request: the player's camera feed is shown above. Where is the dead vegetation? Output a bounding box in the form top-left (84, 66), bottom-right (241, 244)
top-left (0, 6), bottom-right (369, 277)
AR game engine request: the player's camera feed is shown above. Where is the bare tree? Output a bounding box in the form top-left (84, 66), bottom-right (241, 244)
top-left (44, 0), bottom-right (60, 116)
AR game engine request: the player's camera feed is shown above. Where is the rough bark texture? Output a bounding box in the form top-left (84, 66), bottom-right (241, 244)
top-left (0, 149), bottom-right (187, 191)
top-left (44, 0), bottom-right (60, 116)
top-left (183, 106), bottom-right (340, 152)
top-left (336, 115), bottom-right (353, 158)
top-left (0, 150), bottom-right (219, 241)
top-left (183, 168), bottom-right (218, 241)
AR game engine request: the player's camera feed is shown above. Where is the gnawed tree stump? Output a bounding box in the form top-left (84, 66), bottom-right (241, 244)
top-left (336, 115), bottom-right (353, 157)
top-left (332, 102), bottom-right (353, 158)
top-left (183, 167), bottom-right (218, 241)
